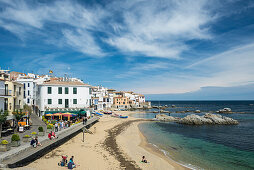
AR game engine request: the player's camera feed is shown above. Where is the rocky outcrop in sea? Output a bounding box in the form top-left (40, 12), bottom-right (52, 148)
top-left (155, 113), bottom-right (239, 125)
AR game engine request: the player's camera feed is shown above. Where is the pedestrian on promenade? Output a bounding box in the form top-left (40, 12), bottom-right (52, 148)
top-left (83, 117), bottom-right (87, 125)
top-left (55, 122), bottom-right (58, 132)
top-left (30, 138), bottom-right (37, 148)
top-left (35, 136), bottom-right (42, 146)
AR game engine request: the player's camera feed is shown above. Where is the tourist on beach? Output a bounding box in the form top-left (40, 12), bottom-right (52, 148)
top-left (67, 156), bottom-right (76, 169)
top-left (58, 155), bottom-right (68, 167)
top-left (30, 138), bottom-right (37, 148)
top-left (35, 136), bottom-right (42, 146)
top-left (142, 156), bottom-right (147, 163)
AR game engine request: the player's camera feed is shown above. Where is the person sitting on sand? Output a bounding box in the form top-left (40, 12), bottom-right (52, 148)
top-left (67, 156), bottom-right (76, 169)
top-left (58, 155), bottom-right (68, 167)
top-left (35, 136), bottom-right (42, 146)
top-left (142, 156), bottom-right (147, 163)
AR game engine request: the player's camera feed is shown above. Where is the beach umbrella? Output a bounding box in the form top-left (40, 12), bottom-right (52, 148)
top-left (53, 113), bottom-right (62, 116)
top-left (53, 112), bottom-right (63, 120)
top-left (45, 113), bottom-right (53, 116)
top-left (62, 114), bottom-right (76, 117)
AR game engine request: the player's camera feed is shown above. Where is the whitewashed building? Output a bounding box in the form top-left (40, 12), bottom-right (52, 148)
top-left (91, 86), bottom-right (114, 110)
top-left (37, 79), bottom-right (92, 116)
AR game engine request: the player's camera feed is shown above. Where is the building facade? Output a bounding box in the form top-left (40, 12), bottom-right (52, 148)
top-left (37, 80), bottom-right (91, 116)
top-left (0, 80), bottom-right (5, 111)
top-left (4, 81), bottom-right (24, 114)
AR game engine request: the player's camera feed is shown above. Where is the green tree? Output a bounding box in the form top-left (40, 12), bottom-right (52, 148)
top-left (13, 109), bottom-right (25, 122)
top-left (23, 104), bottom-right (32, 115)
top-left (0, 109), bottom-right (8, 138)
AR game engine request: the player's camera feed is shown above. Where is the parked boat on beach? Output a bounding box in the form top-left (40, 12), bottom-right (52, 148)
top-left (94, 112), bottom-right (103, 116)
top-left (104, 111), bottom-right (112, 115)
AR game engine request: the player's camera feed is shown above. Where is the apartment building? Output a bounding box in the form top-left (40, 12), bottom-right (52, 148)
top-left (4, 81), bottom-right (24, 114)
top-left (37, 79), bottom-right (92, 116)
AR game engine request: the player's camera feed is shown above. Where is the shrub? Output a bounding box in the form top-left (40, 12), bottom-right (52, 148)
top-left (11, 134), bottom-right (20, 141)
top-left (47, 124), bottom-right (52, 129)
top-left (23, 135), bottom-right (30, 138)
top-left (1, 140), bottom-right (8, 145)
top-left (51, 120), bottom-right (56, 124)
top-left (38, 126), bottom-right (44, 132)
top-left (31, 132), bottom-right (37, 135)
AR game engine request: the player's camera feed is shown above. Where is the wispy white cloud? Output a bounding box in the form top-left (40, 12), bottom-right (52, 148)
top-left (105, 0), bottom-right (214, 58)
top-left (0, 0), bottom-right (215, 58)
top-left (62, 29), bottom-right (105, 57)
top-left (0, 0), bottom-right (106, 56)
top-left (119, 43), bottom-right (254, 94)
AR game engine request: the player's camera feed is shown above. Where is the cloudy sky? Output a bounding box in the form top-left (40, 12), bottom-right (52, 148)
top-left (0, 0), bottom-right (254, 100)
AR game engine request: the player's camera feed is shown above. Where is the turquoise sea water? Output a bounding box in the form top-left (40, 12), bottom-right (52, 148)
top-left (134, 101), bottom-right (254, 170)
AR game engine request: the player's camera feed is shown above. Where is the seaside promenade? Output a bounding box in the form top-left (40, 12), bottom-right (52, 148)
top-left (0, 116), bottom-right (99, 168)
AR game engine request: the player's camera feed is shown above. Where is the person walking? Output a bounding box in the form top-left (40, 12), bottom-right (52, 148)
top-left (55, 122), bottom-right (58, 132)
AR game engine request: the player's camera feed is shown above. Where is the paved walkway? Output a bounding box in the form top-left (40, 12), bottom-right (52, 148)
top-left (1, 113), bottom-right (46, 146)
top-left (0, 116), bottom-right (99, 168)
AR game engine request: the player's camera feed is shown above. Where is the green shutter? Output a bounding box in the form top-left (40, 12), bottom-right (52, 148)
top-left (73, 87), bottom-right (77, 94)
top-left (48, 99), bottom-right (52, 104)
top-left (48, 87), bottom-right (52, 94)
top-left (58, 87), bottom-right (62, 94)
top-left (73, 99), bottom-right (77, 104)
top-left (58, 99), bottom-right (62, 104)
top-left (65, 87), bottom-right (68, 94)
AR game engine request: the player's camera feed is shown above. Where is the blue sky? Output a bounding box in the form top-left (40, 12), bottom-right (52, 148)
top-left (0, 0), bottom-right (254, 100)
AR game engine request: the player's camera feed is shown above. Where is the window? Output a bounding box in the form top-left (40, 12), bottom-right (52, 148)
top-left (58, 99), bottom-right (62, 104)
top-left (28, 83), bottom-right (30, 87)
top-left (58, 87), bottom-right (62, 94)
top-left (24, 91), bottom-right (26, 98)
top-left (48, 87), bottom-right (52, 94)
top-left (24, 83), bottom-right (25, 89)
top-left (73, 99), bottom-right (77, 104)
top-left (27, 98), bottom-right (30, 103)
top-left (28, 90), bottom-right (30, 96)
top-left (19, 87), bottom-right (21, 95)
top-left (65, 87), bottom-right (68, 94)
top-left (48, 99), bottom-right (52, 104)
top-left (123, 102), bottom-right (125, 104)
top-left (73, 87), bottom-right (77, 94)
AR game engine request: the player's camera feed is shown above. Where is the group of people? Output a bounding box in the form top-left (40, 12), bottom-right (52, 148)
top-left (54, 120), bottom-right (71, 132)
top-left (58, 155), bottom-right (76, 169)
top-left (30, 136), bottom-right (42, 148)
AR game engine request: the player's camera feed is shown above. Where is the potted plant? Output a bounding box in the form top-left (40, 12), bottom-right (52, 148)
top-left (11, 134), bottom-right (21, 147)
top-left (0, 140), bottom-right (11, 152)
top-left (23, 135), bottom-right (31, 142)
top-left (31, 132), bottom-right (37, 138)
top-left (38, 126), bottom-right (44, 136)
top-left (46, 124), bottom-right (53, 133)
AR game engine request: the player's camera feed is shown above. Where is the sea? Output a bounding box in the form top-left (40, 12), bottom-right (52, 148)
top-left (133, 101), bottom-right (254, 170)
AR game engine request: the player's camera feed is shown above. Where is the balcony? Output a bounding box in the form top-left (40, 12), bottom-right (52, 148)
top-left (0, 89), bottom-right (12, 97)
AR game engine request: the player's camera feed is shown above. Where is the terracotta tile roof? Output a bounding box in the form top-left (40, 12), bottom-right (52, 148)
top-left (41, 80), bottom-right (90, 86)
top-left (107, 89), bottom-right (115, 91)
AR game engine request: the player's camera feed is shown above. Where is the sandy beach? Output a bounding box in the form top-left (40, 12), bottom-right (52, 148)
top-left (19, 111), bottom-right (187, 170)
